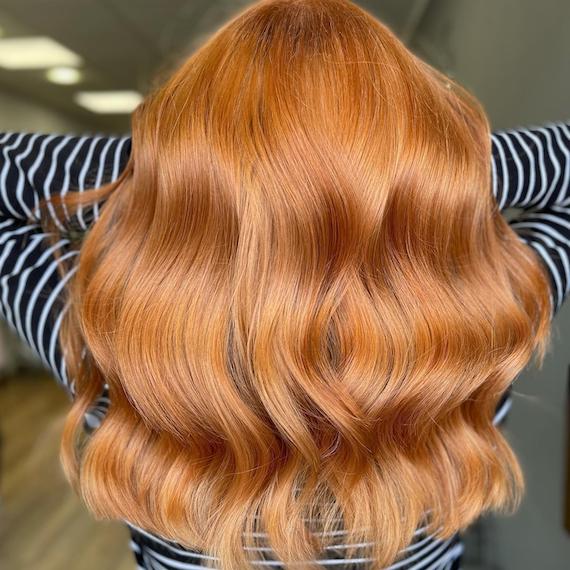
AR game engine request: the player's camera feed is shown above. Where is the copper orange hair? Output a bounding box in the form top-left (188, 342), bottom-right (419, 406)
top-left (39, 0), bottom-right (552, 568)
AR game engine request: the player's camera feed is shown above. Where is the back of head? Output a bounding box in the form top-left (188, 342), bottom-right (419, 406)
top-left (50, 1), bottom-right (552, 568)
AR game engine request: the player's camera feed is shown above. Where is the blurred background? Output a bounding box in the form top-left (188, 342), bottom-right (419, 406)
top-left (0, 1), bottom-right (569, 569)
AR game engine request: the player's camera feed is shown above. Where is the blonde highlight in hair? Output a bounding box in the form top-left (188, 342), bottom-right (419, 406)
top-left (40, 0), bottom-right (552, 568)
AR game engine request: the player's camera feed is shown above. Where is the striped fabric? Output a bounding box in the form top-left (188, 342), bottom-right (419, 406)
top-left (1, 120), bottom-right (569, 569)
top-left (491, 122), bottom-right (570, 318)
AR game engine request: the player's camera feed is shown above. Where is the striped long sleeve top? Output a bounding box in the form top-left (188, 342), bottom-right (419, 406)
top-left (1, 120), bottom-right (569, 570)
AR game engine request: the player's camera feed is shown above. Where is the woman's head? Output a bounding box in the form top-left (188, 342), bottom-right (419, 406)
top-left (43, 1), bottom-right (552, 568)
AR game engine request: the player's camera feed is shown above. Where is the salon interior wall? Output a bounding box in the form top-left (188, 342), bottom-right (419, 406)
top-left (410, 1), bottom-right (570, 569)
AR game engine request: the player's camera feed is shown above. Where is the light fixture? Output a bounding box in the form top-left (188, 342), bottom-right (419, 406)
top-left (74, 90), bottom-right (143, 114)
top-left (45, 66), bottom-right (82, 85)
top-left (0, 36), bottom-right (82, 69)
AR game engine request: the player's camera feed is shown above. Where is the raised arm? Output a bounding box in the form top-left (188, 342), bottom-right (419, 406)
top-left (0, 132), bottom-right (131, 227)
top-left (488, 120), bottom-right (570, 426)
top-left (0, 133), bottom-right (130, 399)
top-left (491, 121), bottom-right (570, 318)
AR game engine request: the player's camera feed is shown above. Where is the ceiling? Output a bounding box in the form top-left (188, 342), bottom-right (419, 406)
top-left (0, 0), bottom-right (432, 133)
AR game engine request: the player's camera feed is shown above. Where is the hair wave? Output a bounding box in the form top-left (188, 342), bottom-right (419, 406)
top-left (40, 1), bottom-right (552, 568)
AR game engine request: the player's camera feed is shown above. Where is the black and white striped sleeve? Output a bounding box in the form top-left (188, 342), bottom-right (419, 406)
top-left (0, 132), bottom-right (131, 398)
top-left (491, 121), bottom-right (570, 319)
top-left (490, 121), bottom-right (570, 427)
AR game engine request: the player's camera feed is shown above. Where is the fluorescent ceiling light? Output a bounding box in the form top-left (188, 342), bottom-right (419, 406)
top-left (74, 90), bottom-right (143, 114)
top-left (0, 36), bottom-right (82, 69)
top-left (45, 66), bottom-right (82, 85)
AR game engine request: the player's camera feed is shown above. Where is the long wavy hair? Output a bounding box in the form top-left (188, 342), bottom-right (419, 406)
top-left (38, 0), bottom-right (552, 568)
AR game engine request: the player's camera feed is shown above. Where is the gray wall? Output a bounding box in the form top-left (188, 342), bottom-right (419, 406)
top-left (412, 0), bottom-right (570, 128)
top-left (412, 1), bottom-right (570, 568)
top-left (0, 87), bottom-right (87, 133)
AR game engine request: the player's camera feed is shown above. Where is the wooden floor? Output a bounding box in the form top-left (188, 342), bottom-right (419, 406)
top-left (0, 371), bottom-right (134, 570)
